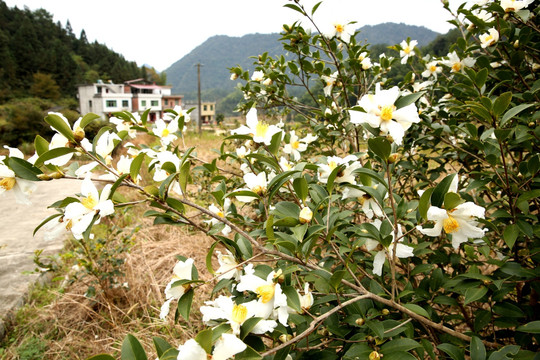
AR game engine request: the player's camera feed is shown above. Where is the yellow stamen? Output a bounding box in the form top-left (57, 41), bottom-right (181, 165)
top-left (217, 211), bottom-right (225, 218)
top-left (161, 128), bottom-right (170, 137)
top-left (443, 215), bottom-right (460, 234)
top-left (81, 195), bottom-right (98, 210)
top-left (252, 185), bottom-right (265, 195)
top-left (379, 105), bottom-right (395, 121)
top-left (404, 47), bottom-right (411, 54)
top-left (0, 177), bottom-right (16, 191)
top-left (255, 122), bottom-right (269, 138)
top-left (328, 161), bottom-right (338, 170)
top-left (292, 141), bottom-right (300, 150)
top-left (430, 65), bottom-right (437, 72)
top-left (231, 304), bottom-right (248, 324)
top-left (335, 24), bottom-right (344, 33)
top-left (256, 284), bottom-right (275, 304)
top-left (452, 63), bottom-right (462, 72)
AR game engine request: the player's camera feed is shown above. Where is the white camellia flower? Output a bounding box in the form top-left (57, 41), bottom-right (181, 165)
top-left (325, 20), bottom-right (355, 43)
top-left (299, 283), bottom-right (314, 312)
top-left (63, 175), bottom-right (115, 240)
top-left (318, 155), bottom-right (361, 185)
top-left (153, 117), bottom-right (178, 146)
top-left (160, 258), bottom-right (195, 320)
top-left (206, 199), bottom-right (232, 236)
top-left (46, 113), bottom-right (85, 166)
top-left (231, 108), bottom-right (281, 146)
top-left (236, 264), bottom-right (289, 325)
top-left (164, 105), bottom-right (191, 124)
top-left (366, 219), bottom-right (414, 276)
top-left (251, 70), bottom-right (265, 82)
top-left (399, 39), bottom-right (418, 64)
top-left (422, 61), bottom-right (442, 78)
top-left (417, 202), bottom-right (487, 249)
top-left (299, 206), bottom-right (313, 224)
top-left (349, 84), bottom-right (421, 145)
top-left (235, 172), bottom-right (268, 203)
top-left (176, 334), bottom-right (247, 360)
top-left (200, 295), bottom-right (277, 336)
top-left (215, 249), bottom-right (241, 280)
top-left (283, 130), bottom-right (309, 161)
top-left (358, 52), bottom-right (373, 70)
top-left (442, 51), bottom-right (476, 73)
top-left (342, 186), bottom-right (383, 219)
top-left (416, 175), bottom-right (488, 249)
top-left (95, 130), bottom-right (121, 165)
top-left (109, 116), bottom-right (137, 138)
top-left (321, 71), bottom-right (338, 97)
top-left (500, 0), bottom-right (534, 12)
top-left (0, 149), bottom-right (38, 205)
top-left (479, 28), bottom-right (499, 48)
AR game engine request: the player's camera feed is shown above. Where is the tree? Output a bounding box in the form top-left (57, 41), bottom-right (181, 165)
top-left (30, 72), bottom-right (60, 100)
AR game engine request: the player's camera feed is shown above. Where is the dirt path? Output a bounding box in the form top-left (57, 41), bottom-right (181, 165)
top-left (0, 178), bottom-right (81, 339)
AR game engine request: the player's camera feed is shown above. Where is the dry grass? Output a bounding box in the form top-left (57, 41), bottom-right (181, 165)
top-left (1, 129), bottom-right (228, 360)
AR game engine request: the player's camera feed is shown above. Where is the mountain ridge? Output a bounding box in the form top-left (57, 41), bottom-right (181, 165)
top-left (165, 22), bottom-right (440, 98)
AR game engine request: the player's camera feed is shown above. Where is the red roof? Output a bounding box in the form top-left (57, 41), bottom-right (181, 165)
top-left (129, 84), bottom-right (166, 90)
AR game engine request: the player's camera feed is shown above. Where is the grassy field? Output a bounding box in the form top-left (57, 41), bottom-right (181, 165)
top-left (0, 130), bottom-right (226, 360)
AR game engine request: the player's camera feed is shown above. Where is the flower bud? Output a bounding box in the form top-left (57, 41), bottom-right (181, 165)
top-left (230, 73), bottom-right (239, 81)
top-left (513, 40), bottom-right (519, 48)
top-left (73, 128), bottom-right (86, 142)
top-left (37, 173), bottom-right (52, 181)
top-left (387, 153), bottom-right (400, 164)
top-left (299, 206), bottom-right (313, 224)
top-left (381, 309), bottom-right (390, 316)
top-left (279, 334), bottom-right (293, 343)
top-left (369, 351), bottom-right (382, 360)
top-left (355, 318), bottom-right (365, 326)
top-left (51, 171), bottom-right (64, 179)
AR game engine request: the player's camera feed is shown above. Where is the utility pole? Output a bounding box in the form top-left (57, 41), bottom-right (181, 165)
top-left (196, 63), bottom-right (203, 135)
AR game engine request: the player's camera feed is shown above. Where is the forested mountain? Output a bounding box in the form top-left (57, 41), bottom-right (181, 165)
top-left (0, 1), bottom-right (151, 102)
top-left (165, 23), bottom-right (440, 100)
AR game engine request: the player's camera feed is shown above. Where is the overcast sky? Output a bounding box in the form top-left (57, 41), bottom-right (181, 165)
top-left (5, 0), bottom-right (461, 72)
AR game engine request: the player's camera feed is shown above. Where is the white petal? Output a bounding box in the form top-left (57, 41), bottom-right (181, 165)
top-left (373, 251), bottom-right (386, 276)
top-left (212, 334), bottom-right (246, 360)
top-left (159, 299), bottom-right (172, 320)
top-left (177, 339), bottom-right (207, 360)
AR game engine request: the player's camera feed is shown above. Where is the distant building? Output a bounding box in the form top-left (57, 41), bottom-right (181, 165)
top-left (77, 80), bottom-right (182, 121)
top-left (184, 101), bottom-right (216, 125)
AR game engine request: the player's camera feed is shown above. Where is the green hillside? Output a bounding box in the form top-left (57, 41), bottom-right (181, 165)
top-left (165, 23), bottom-right (440, 100)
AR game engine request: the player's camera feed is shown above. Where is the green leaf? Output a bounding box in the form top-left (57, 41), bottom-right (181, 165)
top-left (353, 168), bottom-right (388, 189)
top-left (311, 1), bottom-right (322, 15)
top-left (381, 338), bottom-right (421, 353)
top-left (80, 112), bottom-right (101, 129)
top-left (464, 286), bottom-right (488, 305)
top-left (493, 92), bottom-right (512, 116)
top-left (368, 137), bottom-right (391, 162)
top-left (419, 188), bottom-right (434, 220)
top-left (403, 303), bottom-right (430, 319)
top-left (470, 336), bottom-right (486, 360)
top-left (267, 170), bottom-right (300, 201)
top-left (7, 157), bottom-right (42, 181)
top-left (177, 289), bottom-right (194, 321)
top-left (34, 135), bottom-right (50, 156)
top-left (87, 355), bottom-right (116, 360)
top-left (195, 329), bottom-right (213, 353)
top-left (431, 174), bottom-right (456, 208)
top-left (516, 320), bottom-right (540, 333)
top-left (240, 317), bottom-right (262, 340)
top-left (34, 148), bottom-right (78, 168)
top-left (92, 125), bottom-right (113, 155)
top-left (121, 334), bottom-right (148, 360)
top-left (500, 103), bottom-right (535, 127)
top-left (395, 91), bottom-right (425, 109)
top-left (108, 173), bottom-right (129, 200)
top-left (235, 344), bottom-right (262, 360)
top-left (178, 160), bottom-right (191, 195)
top-left (33, 213), bottom-right (62, 236)
top-left (282, 285), bottom-right (302, 313)
top-left (293, 176), bottom-right (308, 202)
top-left (503, 224), bottom-right (519, 250)
top-left (326, 164), bottom-right (345, 194)
top-left (45, 113), bottom-right (75, 141)
top-left (267, 131), bottom-right (283, 155)
top-left (487, 345), bottom-right (520, 360)
top-left (444, 192), bottom-right (463, 210)
top-left (329, 270), bottom-right (346, 290)
top-left (437, 343), bottom-right (465, 360)
top-left (130, 153), bottom-right (145, 182)
top-left (475, 68), bottom-right (488, 88)
top-left (152, 337), bottom-right (173, 358)
top-left (283, 3), bottom-right (304, 14)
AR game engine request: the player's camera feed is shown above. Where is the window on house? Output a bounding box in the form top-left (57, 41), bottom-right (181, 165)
top-left (89, 100), bottom-right (92, 109)
top-left (141, 100), bottom-right (147, 107)
top-left (203, 105), bottom-right (207, 111)
top-left (122, 100), bottom-right (129, 107)
top-left (97, 87), bottom-right (102, 94)
top-left (151, 100), bottom-right (159, 107)
top-left (106, 100), bottom-right (117, 108)
top-left (210, 104), bottom-right (214, 111)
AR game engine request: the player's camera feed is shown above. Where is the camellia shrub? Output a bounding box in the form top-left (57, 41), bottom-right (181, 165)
top-left (0, 0), bottom-right (539, 359)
